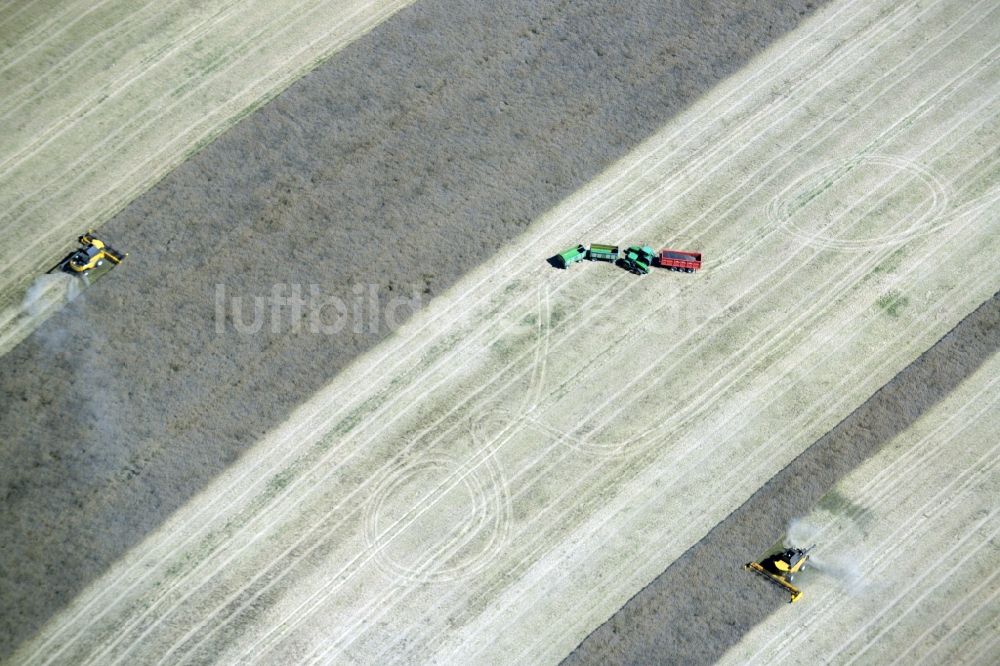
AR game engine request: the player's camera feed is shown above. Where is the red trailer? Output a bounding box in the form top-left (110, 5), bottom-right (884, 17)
top-left (657, 248), bottom-right (702, 273)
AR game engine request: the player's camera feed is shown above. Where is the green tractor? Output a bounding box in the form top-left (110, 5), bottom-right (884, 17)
top-left (618, 245), bottom-right (656, 275)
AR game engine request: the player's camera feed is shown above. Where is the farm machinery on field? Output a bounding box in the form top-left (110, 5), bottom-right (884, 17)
top-left (554, 244), bottom-right (588, 268)
top-left (552, 242), bottom-right (702, 275)
top-left (51, 231), bottom-right (127, 284)
top-left (745, 544), bottom-right (815, 603)
top-left (619, 245), bottom-right (656, 275)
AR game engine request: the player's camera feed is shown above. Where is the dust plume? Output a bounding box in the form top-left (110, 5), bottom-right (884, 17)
top-left (786, 516), bottom-right (870, 595)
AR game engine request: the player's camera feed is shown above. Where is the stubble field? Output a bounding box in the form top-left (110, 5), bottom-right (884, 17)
top-left (0, 0), bottom-right (827, 659)
top-left (3, 0), bottom-right (999, 664)
top-left (6, 0), bottom-right (998, 663)
top-left (0, 0), bottom-right (413, 354)
top-left (720, 343), bottom-right (999, 665)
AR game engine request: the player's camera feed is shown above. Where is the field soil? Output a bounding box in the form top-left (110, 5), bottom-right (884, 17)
top-left (6, 0), bottom-right (997, 663)
top-left (0, 0), bottom-right (826, 659)
top-left (565, 291), bottom-right (999, 665)
top-left (0, 0), bottom-right (413, 354)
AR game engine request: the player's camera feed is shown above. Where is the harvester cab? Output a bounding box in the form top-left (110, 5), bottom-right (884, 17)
top-left (746, 544), bottom-right (815, 603)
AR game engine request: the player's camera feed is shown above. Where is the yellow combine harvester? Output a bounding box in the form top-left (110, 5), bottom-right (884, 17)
top-left (52, 231), bottom-right (126, 282)
top-left (745, 545), bottom-right (814, 603)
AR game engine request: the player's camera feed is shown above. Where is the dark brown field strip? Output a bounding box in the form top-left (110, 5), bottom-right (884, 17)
top-left (563, 289), bottom-right (1000, 666)
top-left (0, 0), bottom-right (825, 658)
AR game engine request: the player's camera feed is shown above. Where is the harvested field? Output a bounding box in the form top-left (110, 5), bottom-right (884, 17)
top-left (3, 0), bottom-right (999, 663)
top-left (0, 0), bottom-right (413, 353)
top-left (566, 291), bottom-right (1000, 665)
top-left (720, 336), bottom-right (1000, 665)
top-left (0, 0), bottom-right (827, 658)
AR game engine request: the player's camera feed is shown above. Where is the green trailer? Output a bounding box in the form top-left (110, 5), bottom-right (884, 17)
top-left (586, 243), bottom-right (619, 262)
top-left (618, 245), bottom-right (656, 275)
top-left (555, 244), bottom-right (587, 268)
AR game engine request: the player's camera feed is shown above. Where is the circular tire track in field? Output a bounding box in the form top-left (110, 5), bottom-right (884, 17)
top-left (770, 154), bottom-right (951, 250)
top-left (363, 417), bottom-right (511, 584)
top-left (360, 284), bottom-right (545, 583)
